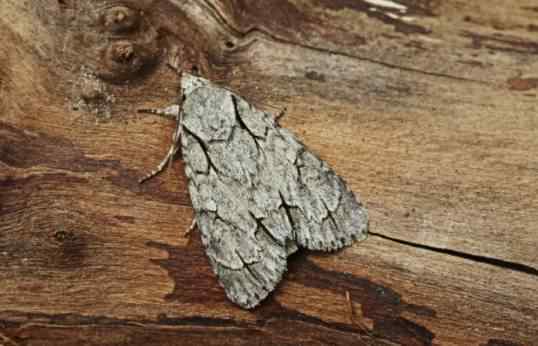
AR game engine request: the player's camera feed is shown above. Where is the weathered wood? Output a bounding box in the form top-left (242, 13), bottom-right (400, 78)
top-left (1, 1), bottom-right (537, 345)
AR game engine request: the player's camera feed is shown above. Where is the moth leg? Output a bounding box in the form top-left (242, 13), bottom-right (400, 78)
top-left (138, 110), bottom-right (183, 184)
top-left (138, 143), bottom-right (176, 183)
top-left (184, 218), bottom-right (197, 237)
top-left (274, 107), bottom-right (287, 126)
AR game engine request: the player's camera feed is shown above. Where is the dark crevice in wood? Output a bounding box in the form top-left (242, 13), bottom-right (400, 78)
top-left (0, 308), bottom-right (373, 341)
top-left (0, 311), bottom-right (251, 329)
top-left (156, 315), bottom-right (249, 328)
top-left (370, 232), bottom-right (538, 276)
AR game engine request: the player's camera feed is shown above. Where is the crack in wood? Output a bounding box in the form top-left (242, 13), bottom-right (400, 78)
top-left (278, 37), bottom-right (490, 85)
top-left (370, 232), bottom-right (538, 276)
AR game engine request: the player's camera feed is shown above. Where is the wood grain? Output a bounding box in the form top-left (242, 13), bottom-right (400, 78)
top-left (1, 1), bottom-right (537, 345)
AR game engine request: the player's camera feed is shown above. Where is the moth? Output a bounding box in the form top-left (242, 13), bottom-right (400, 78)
top-left (140, 72), bottom-right (368, 309)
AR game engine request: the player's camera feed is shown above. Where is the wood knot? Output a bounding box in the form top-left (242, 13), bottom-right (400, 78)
top-left (51, 227), bottom-right (89, 269)
top-left (91, 3), bottom-right (161, 83)
top-left (101, 5), bottom-right (140, 33)
top-left (112, 41), bottom-right (135, 63)
top-left (53, 230), bottom-right (77, 242)
top-left (99, 39), bottom-right (160, 83)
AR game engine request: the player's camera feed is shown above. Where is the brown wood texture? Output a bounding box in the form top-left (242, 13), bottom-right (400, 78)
top-left (1, 1), bottom-right (537, 345)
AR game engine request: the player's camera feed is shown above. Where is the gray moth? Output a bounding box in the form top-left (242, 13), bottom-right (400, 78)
top-left (141, 73), bottom-right (368, 309)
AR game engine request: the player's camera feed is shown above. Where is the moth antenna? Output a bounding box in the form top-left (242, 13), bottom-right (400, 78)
top-left (137, 104), bottom-right (181, 119)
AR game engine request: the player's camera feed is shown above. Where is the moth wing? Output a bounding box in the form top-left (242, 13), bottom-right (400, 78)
top-left (180, 74), bottom-right (367, 308)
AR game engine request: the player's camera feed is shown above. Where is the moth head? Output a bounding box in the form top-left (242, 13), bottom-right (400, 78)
top-left (181, 73), bottom-right (211, 97)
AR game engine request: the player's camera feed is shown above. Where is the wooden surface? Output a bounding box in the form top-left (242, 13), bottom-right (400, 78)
top-left (1, 1), bottom-right (537, 345)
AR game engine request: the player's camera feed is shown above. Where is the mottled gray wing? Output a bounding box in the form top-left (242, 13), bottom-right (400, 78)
top-left (180, 74), bottom-right (368, 309)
